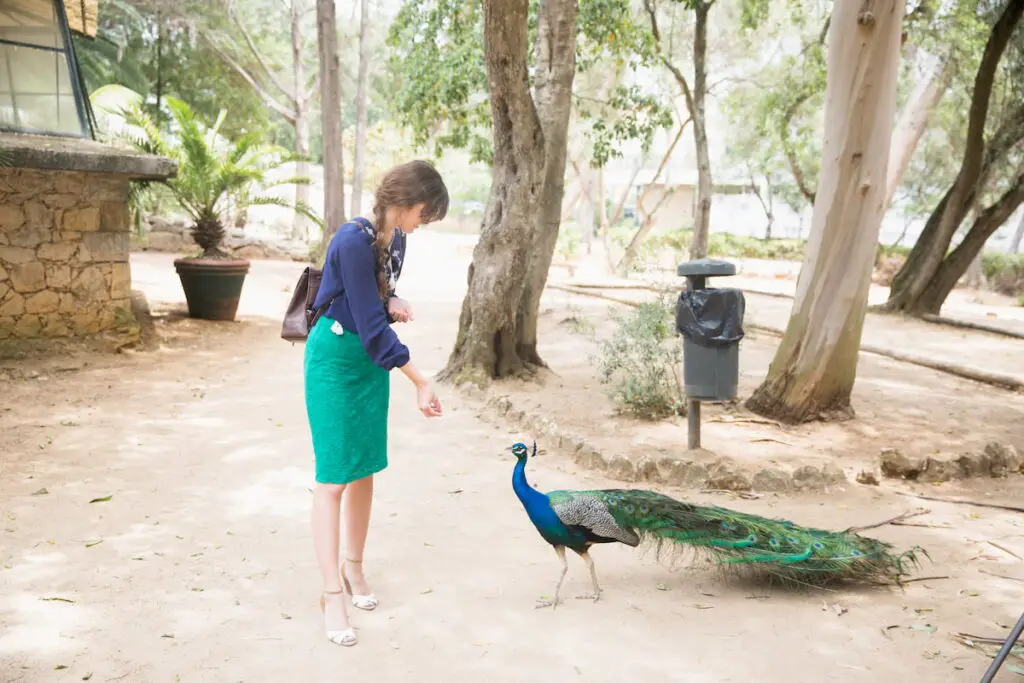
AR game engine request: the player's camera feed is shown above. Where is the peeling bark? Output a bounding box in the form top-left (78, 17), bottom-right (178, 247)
top-left (745, 0), bottom-right (905, 424)
top-left (883, 51), bottom-right (952, 209)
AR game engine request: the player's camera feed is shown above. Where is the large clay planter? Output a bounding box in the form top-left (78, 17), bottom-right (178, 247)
top-left (173, 258), bottom-right (250, 321)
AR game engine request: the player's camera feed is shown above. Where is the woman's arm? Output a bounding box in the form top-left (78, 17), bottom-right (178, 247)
top-left (337, 231), bottom-right (410, 370)
top-left (399, 360), bottom-right (442, 417)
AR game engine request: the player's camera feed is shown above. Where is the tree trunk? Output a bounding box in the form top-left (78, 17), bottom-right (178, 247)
top-left (689, 1), bottom-right (712, 260)
top-left (316, 0), bottom-right (345, 242)
top-left (292, 0), bottom-right (311, 241)
top-left (437, 0), bottom-right (547, 386)
top-left (1011, 210), bottom-right (1024, 253)
top-left (883, 0), bottom-right (1024, 312)
top-left (515, 0), bottom-right (578, 366)
top-left (914, 171), bottom-right (1024, 313)
top-left (351, 0), bottom-right (371, 217)
top-left (745, 0), bottom-right (906, 424)
top-left (883, 51), bottom-right (952, 209)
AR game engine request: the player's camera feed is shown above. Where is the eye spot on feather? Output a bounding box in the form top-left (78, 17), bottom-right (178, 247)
top-left (746, 534), bottom-right (758, 543)
top-left (639, 506), bottom-right (649, 514)
top-left (812, 542), bottom-right (824, 550)
top-left (769, 538), bottom-right (780, 548)
top-left (787, 536), bottom-right (798, 544)
top-left (625, 505), bottom-right (635, 513)
top-left (850, 550), bottom-right (863, 557)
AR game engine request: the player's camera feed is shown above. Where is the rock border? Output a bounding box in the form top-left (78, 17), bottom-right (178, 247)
top-left (875, 444), bottom-right (1023, 484)
top-left (457, 383), bottom-right (848, 494)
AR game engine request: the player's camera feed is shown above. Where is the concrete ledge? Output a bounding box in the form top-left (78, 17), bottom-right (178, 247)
top-left (1, 132), bottom-right (176, 180)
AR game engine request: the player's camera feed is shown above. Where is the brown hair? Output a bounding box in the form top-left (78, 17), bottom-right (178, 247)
top-left (369, 160), bottom-right (449, 299)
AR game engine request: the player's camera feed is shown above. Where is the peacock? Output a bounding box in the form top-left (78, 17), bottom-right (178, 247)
top-left (509, 442), bottom-right (923, 608)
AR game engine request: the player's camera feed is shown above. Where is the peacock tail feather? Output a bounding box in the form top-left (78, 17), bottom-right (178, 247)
top-left (546, 488), bottom-right (924, 585)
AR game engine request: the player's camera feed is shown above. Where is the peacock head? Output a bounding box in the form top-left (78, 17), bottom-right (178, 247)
top-left (509, 441), bottom-right (537, 461)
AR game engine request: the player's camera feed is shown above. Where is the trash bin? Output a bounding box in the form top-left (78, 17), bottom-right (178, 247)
top-left (675, 259), bottom-right (745, 402)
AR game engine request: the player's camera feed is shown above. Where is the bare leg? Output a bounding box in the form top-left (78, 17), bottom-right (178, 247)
top-left (536, 546), bottom-right (568, 609)
top-left (341, 475), bottom-right (374, 594)
top-left (575, 550), bottom-right (602, 603)
top-left (312, 483), bottom-right (355, 643)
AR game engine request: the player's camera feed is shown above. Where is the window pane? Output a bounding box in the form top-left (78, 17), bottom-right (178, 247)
top-left (0, 42), bottom-right (85, 135)
top-left (0, 0), bottom-right (60, 50)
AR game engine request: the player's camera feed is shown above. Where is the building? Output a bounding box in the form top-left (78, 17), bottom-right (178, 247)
top-left (0, 0), bottom-right (175, 341)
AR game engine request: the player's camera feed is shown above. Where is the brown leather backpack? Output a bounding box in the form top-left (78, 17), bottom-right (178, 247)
top-left (280, 266), bottom-right (328, 342)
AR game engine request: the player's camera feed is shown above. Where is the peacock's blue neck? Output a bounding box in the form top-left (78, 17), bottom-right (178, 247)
top-left (512, 456), bottom-right (550, 515)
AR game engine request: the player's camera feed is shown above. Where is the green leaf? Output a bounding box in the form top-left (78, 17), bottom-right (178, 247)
top-left (89, 495), bottom-right (112, 504)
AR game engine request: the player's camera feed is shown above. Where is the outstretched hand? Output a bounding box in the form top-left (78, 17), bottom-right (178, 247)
top-left (417, 381), bottom-right (443, 418)
top-left (388, 297), bottom-right (414, 323)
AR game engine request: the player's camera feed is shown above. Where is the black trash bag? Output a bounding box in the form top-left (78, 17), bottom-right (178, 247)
top-left (675, 288), bottom-right (745, 347)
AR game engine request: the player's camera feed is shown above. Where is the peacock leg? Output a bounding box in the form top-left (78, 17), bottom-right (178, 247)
top-left (574, 550), bottom-right (602, 603)
top-left (535, 545), bottom-right (568, 609)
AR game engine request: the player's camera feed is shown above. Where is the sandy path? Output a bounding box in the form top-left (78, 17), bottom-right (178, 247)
top-left (1, 233), bottom-right (1021, 682)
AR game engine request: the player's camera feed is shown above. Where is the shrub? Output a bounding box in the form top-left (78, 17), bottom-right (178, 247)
top-left (591, 296), bottom-right (685, 420)
top-left (981, 252), bottom-right (1024, 296)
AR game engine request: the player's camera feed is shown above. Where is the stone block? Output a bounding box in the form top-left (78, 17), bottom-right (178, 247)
top-left (0, 281), bottom-right (8, 300)
top-left (110, 262), bottom-right (131, 299)
top-left (10, 262), bottom-right (45, 293)
top-left (6, 224), bottom-right (50, 248)
top-left (99, 200), bottom-right (128, 232)
top-left (13, 314), bottom-right (42, 337)
top-left (0, 292), bottom-right (24, 316)
top-left (0, 246), bottom-right (36, 264)
top-left (792, 465), bottom-right (826, 491)
top-left (43, 194), bottom-right (83, 209)
top-left (752, 467), bottom-right (792, 492)
top-left (0, 316), bottom-right (14, 339)
top-left (54, 172), bottom-right (85, 194)
top-left (0, 262), bottom-right (7, 280)
top-left (0, 203), bottom-right (24, 231)
top-left (145, 231), bottom-right (192, 252)
top-left (41, 314), bottom-right (71, 337)
top-left (23, 200), bottom-right (53, 229)
top-left (73, 311), bottom-right (101, 334)
top-left (63, 207), bottom-right (101, 232)
top-left (25, 290), bottom-right (59, 314)
top-left (58, 292), bottom-right (77, 313)
top-left (37, 242), bottom-right (78, 261)
top-left (71, 265), bottom-right (108, 300)
top-left (46, 264), bottom-right (71, 289)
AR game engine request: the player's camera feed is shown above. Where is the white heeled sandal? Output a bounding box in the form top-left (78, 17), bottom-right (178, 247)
top-left (341, 559), bottom-right (379, 611)
top-left (319, 590), bottom-right (357, 646)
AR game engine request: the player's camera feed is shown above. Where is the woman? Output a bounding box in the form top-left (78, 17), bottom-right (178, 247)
top-left (304, 160), bottom-right (448, 647)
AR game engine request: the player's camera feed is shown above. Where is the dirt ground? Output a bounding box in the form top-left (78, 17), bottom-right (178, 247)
top-left (2, 231), bottom-right (1023, 682)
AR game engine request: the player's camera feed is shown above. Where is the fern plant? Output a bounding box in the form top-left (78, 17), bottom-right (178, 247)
top-left (120, 96), bottom-right (319, 258)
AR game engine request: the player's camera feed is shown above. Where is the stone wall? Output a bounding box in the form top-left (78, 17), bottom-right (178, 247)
top-left (0, 168), bottom-right (132, 340)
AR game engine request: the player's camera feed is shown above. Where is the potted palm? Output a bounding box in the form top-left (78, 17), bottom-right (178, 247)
top-left (124, 96), bottom-right (318, 321)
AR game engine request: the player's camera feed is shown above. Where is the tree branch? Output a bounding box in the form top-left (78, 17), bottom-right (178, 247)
top-left (202, 34), bottom-right (297, 122)
top-left (779, 92), bottom-right (816, 204)
top-left (642, 0), bottom-right (696, 116)
top-left (225, 1), bottom-right (295, 102)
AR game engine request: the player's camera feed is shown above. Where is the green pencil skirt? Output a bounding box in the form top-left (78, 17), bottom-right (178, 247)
top-left (304, 315), bottom-right (390, 485)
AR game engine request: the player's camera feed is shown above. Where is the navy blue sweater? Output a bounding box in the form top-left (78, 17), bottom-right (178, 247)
top-left (312, 219), bottom-right (409, 370)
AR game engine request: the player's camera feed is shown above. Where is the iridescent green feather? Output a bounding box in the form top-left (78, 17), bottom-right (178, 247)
top-left (546, 488), bottom-right (923, 585)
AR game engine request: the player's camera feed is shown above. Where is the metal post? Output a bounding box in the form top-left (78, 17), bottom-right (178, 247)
top-left (685, 273), bottom-right (705, 451)
top-left (687, 400), bottom-right (701, 449)
top-left (979, 612), bottom-right (1024, 683)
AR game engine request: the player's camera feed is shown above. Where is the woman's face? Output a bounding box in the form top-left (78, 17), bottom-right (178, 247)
top-left (394, 203), bottom-right (432, 234)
